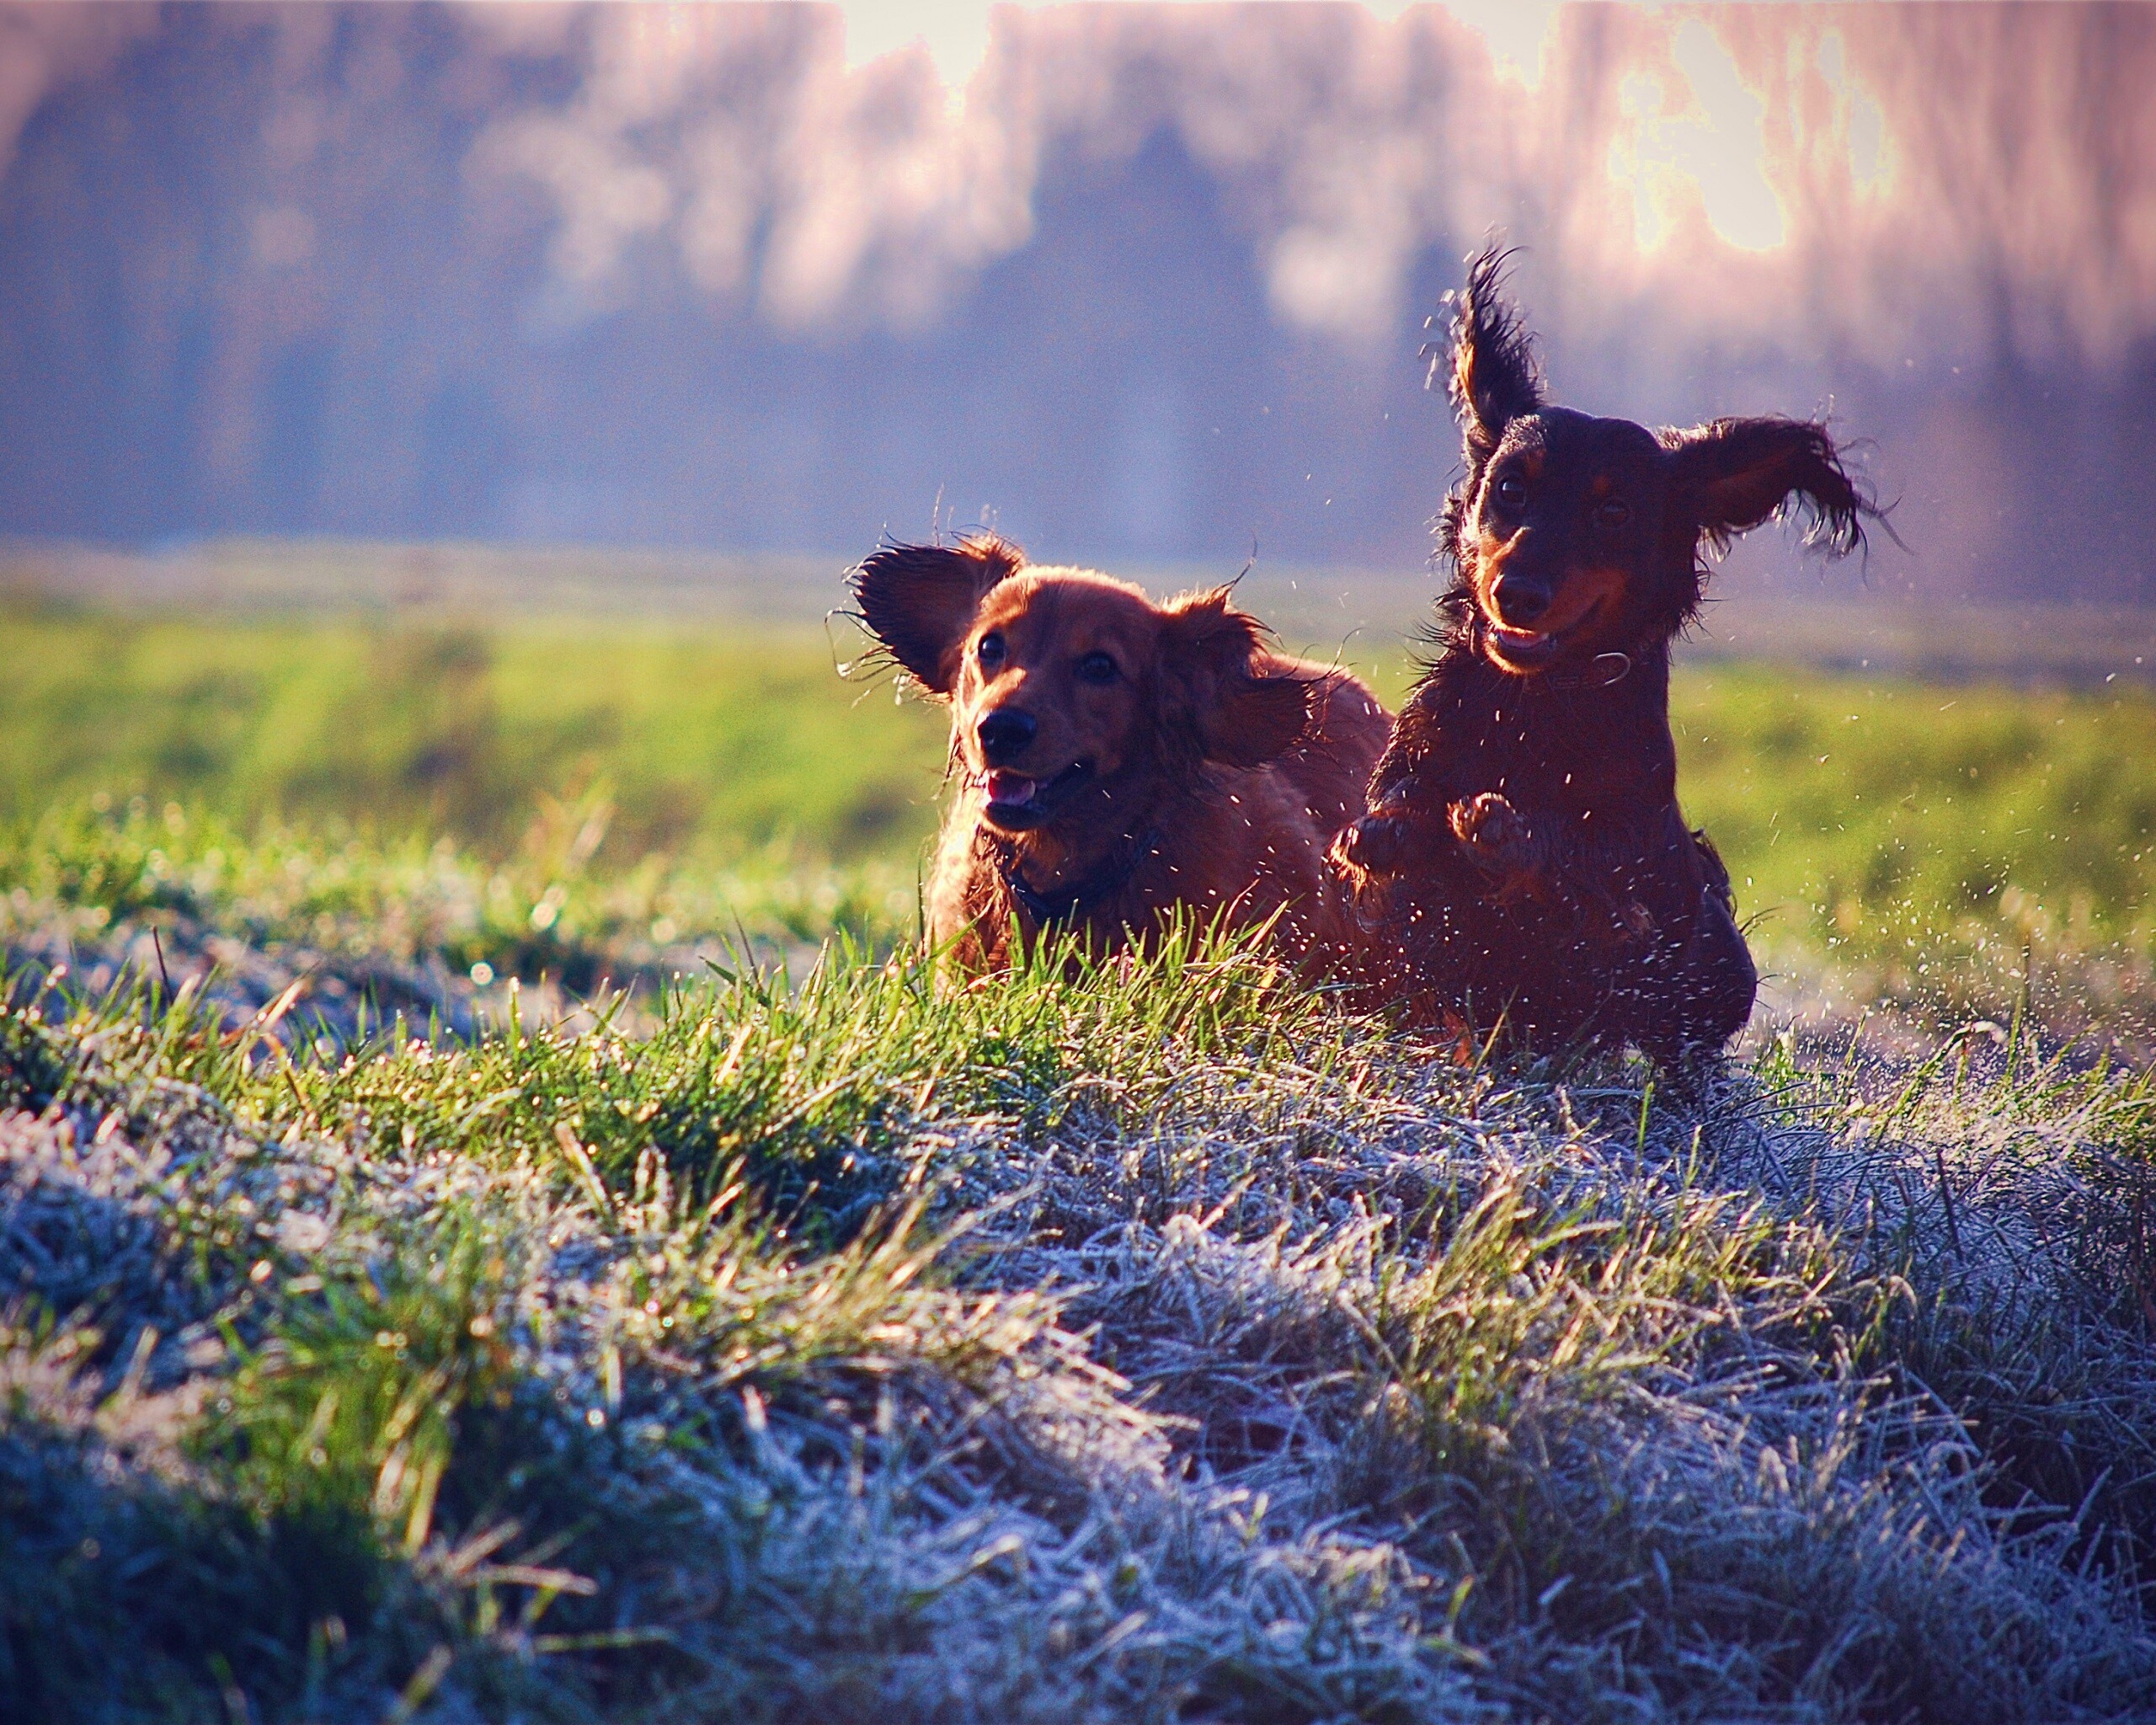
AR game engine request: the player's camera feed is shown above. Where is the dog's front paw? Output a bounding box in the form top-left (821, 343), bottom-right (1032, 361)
top-left (1331, 809), bottom-right (1410, 880)
top-left (1592, 896), bottom-right (1657, 955)
top-left (1448, 792), bottom-right (1532, 870)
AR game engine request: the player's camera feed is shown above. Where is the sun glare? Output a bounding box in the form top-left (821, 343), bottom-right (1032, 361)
top-left (838, 0), bottom-right (996, 92)
top-left (1817, 29), bottom-right (1894, 200)
top-left (1609, 19), bottom-right (1787, 256)
top-left (1434, 0), bottom-right (1561, 89)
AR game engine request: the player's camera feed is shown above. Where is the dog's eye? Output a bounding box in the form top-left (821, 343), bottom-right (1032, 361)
top-left (1075, 651), bottom-right (1118, 686)
top-left (977, 632), bottom-right (1005, 668)
top-left (1595, 498), bottom-right (1632, 531)
top-left (1492, 474), bottom-right (1527, 513)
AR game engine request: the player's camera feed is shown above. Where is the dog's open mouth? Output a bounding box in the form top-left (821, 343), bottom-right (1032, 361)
top-left (975, 761), bottom-right (1093, 830)
top-left (1484, 601), bottom-right (1602, 673)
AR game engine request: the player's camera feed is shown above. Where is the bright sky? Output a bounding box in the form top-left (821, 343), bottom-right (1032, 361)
top-left (836, 0), bottom-right (1561, 89)
top-left (833, 0), bottom-right (1801, 263)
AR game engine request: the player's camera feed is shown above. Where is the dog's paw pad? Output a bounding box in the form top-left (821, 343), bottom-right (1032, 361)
top-left (1331, 812), bottom-right (1406, 877)
top-left (1449, 792), bottom-right (1527, 856)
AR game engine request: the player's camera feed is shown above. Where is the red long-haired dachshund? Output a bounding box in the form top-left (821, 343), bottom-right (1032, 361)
top-left (853, 534), bottom-right (1390, 971)
top-left (1333, 246), bottom-right (1874, 1070)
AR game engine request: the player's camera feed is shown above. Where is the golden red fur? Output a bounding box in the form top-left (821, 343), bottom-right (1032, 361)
top-left (851, 534), bottom-right (1390, 971)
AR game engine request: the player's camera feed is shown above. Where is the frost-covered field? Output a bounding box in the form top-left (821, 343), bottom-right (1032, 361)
top-left (7, 916), bottom-right (2156, 1722)
top-left (6, 571), bottom-right (2156, 1718)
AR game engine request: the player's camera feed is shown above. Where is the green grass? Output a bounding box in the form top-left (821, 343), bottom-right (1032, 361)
top-left (6, 934), bottom-right (2156, 1721)
top-left (1674, 665), bottom-right (2156, 1028)
top-left (5, 602), bottom-right (2153, 1038)
top-left (0, 609), bottom-right (945, 860)
top-left (8, 601), bottom-right (2156, 1718)
top-left (0, 799), bottom-right (917, 1023)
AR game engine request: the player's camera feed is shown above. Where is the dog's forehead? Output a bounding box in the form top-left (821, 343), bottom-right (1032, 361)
top-left (1581, 414), bottom-right (1664, 468)
top-left (1499, 409), bottom-right (1662, 477)
top-left (975, 569), bottom-right (1160, 649)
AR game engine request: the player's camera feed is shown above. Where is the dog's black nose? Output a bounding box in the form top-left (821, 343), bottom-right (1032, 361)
top-left (977, 708), bottom-right (1037, 764)
top-left (1492, 574), bottom-right (1550, 626)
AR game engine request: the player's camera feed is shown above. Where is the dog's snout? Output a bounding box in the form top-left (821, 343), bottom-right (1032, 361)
top-left (1492, 574), bottom-right (1550, 627)
top-left (976, 708), bottom-right (1037, 765)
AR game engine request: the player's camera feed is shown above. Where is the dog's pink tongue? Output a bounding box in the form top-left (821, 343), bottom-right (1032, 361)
top-left (984, 771), bottom-right (1037, 806)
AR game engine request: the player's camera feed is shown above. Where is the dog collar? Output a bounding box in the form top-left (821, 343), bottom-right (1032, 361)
top-left (988, 826), bottom-right (1162, 929)
top-left (1550, 651), bottom-right (1634, 689)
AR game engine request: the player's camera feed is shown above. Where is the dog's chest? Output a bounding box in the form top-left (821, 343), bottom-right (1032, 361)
top-left (1441, 684), bottom-right (1659, 817)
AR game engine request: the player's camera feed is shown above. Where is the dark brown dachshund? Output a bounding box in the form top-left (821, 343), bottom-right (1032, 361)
top-left (1332, 246), bottom-right (1872, 1069)
top-left (853, 534), bottom-right (1390, 970)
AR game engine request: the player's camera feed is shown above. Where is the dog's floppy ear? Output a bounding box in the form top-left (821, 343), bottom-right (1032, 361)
top-left (1662, 418), bottom-right (1867, 558)
top-left (850, 533), bottom-right (1023, 694)
top-left (1440, 243), bottom-right (1543, 465)
top-left (1158, 588), bottom-right (1312, 769)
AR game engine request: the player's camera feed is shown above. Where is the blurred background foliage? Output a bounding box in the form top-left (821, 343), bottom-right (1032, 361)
top-left (0, 610), bottom-right (944, 860)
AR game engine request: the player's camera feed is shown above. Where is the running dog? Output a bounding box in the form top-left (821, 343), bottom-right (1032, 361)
top-left (1332, 246), bottom-right (1874, 1069)
top-left (853, 534), bottom-right (1390, 972)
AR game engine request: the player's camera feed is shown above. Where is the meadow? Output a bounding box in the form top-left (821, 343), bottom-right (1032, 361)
top-left (3, 602), bottom-right (2152, 1044)
top-left (7, 581), bottom-right (2156, 1722)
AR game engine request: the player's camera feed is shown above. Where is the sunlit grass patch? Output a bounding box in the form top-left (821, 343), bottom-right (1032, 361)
top-left (0, 612), bottom-right (943, 860)
top-left (8, 929), bottom-right (2156, 1720)
top-left (8, 603), bottom-right (2156, 1042)
top-left (1675, 664), bottom-right (2156, 1037)
top-left (0, 798), bottom-right (919, 1041)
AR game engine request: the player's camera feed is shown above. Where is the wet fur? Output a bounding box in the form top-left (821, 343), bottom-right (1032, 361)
top-left (1336, 246), bottom-right (1875, 1067)
top-left (853, 534), bottom-right (1391, 971)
